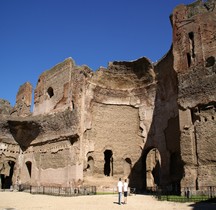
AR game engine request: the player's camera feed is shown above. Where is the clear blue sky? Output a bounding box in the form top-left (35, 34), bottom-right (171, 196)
top-left (0, 0), bottom-right (195, 106)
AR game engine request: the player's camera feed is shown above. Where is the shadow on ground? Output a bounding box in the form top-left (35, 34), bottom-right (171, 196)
top-left (189, 198), bottom-right (216, 210)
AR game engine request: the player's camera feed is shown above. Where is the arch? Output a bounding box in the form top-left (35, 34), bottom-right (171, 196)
top-left (104, 150), bottom-right (113, 176)
top-left (87, 156), bottom-right (94, 174)
top-left (145, 148), bottom-right (161, 191)
top-left (123, 158), bottom-right (132, 178)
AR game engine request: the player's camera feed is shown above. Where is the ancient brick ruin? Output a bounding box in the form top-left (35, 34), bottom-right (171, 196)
top-left (0, 0), bottom-right (216, 193)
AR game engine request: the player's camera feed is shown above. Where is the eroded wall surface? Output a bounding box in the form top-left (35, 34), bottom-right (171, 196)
top-left (172, 0), bottom-right (216, 188)
top-left (0, 0), bottom-right (215, 192)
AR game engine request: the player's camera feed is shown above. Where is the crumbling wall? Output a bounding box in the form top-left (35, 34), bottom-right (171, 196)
top-left (12, 109), bottom-right (81, 186)
top-left (11, 82), bottom-right (32, 117)
top-left (1, 0), bottom-right (216, 192)
top-left (142, 49), bottom-right (181, 189)
top-left (0, 82), bottom-right (83, 188)
top-left (88, 103), bottom-right (142, 175)
top-left (192, 103), bottom-right (216, 186)
top-left (33, 58), bottom-right (74, 115)
top-left (172, 0), bottom-right (216, 188)
top-left (0, 99), bottom-right (13, 115)
top-left (81, 54), bottom-right (182, 190)
top-left (172, 0), bottom-right (216, 107)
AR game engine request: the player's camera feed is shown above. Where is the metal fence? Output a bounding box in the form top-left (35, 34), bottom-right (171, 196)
top-left (155, 186), bottom-right (216, 202)
top-left (8, 184), bottom-right (216, 202)
top-left (17, 185), bottom-right (96, 196)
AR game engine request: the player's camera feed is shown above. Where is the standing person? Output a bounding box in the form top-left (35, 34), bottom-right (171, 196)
top-left (117, 178), bottom-right (123, 205)
top-left (123, 179), bottom-right (128, 204)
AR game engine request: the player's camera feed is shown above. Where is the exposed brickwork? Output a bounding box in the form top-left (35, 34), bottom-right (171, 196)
top-left (0, 0), bottom-right (215, 193)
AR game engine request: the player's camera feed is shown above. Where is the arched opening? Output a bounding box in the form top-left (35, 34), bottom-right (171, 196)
top-left (87, 156), bottom-right (94, 174)
top-left (26, 161), bottom-right (32, 177)
top-left (47, 87), bottom-right (54, 98)
top-left (124, 158), bottom-right (132, 178)
top-left (145, 148), bottom-right (161, 191)
top-left (104, 150), bottom-right (113, 176)
top-left (0, 160), bottom-right (15, 189)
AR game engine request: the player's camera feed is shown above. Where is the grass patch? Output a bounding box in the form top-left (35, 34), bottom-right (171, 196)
top-left (158, 195), bottom-right (211, 203)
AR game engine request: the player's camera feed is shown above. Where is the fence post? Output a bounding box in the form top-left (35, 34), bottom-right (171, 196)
top-left (210, 186), bottom-right (212, 199)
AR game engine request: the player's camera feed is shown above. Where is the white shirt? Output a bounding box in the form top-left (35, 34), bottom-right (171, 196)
top-left (117, 181), bottom-right (123, 192)
top-left (123, 182), bottom-right (128, 192)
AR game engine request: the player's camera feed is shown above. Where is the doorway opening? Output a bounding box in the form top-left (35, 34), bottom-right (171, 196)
top-left (0, 160), bottom-right (15, 189)
top-left (26, 161), bottom-right (32, 177)
top-left (104, 150), bottom-right (113, 176)
top-left (145, 148), bottom-right (161, 190)
top-left (87, 156), bottom-right (94, 174)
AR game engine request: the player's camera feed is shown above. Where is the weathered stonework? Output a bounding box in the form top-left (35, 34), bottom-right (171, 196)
top-left (10, 82), bottom-right (32, 117)
top-left (0, 0), bottom-right (215, 193)
top-left (0, 99), bottom-right (12, 115)
top-left (172, 0), bottom-right (216, 189)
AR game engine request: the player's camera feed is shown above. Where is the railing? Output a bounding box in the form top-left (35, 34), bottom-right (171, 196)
top-left (16, 184), bottom-right (96, 196)
top-left (155, 186), bottom-right (216, 202)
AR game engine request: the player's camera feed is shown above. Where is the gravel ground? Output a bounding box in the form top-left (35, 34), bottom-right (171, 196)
top-left (0, 191), bottom-right (215, 210)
